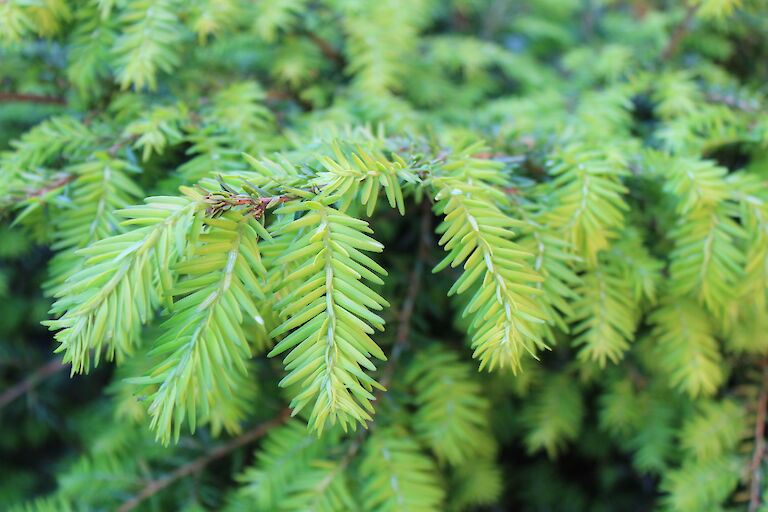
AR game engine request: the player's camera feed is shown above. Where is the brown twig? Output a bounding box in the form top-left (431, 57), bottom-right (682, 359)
top-left (202, 191), bottom-right (297, 219)
top-left (116, 409), bottom-right (291, 512)
top-left (749, 362), bottom-right (768, 512)
top-left (107, 133), bottom-right (140, 156)
top-left (265, 88), bottom-right (314, 111)
top-left (580, 0), bottom-right (597, 43)
top-left (266, 90), bottom-right (292, 102)
top-left (2, 133), bottom-right (139, 209)
top-left (4, 174), bottom-right (77, 207)
top-left (302, 30), bottom-right (345, 68)
top-left (705, 91), bottom-right (759, 114)
top-left (660, 2), bottom-right (700, 63)
top-left (31, 174), bottom-right (76, 195)
top-left (0, 92), bottom-right (66, 105)
top-left (343, 203), bottom-right (433, 460)
top-left (379, 201), bottom-right (432, 390)
top-left (0, 359), bottom-right (68, 410)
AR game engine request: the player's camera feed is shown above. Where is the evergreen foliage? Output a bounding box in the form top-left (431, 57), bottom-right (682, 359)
top-left (2, 1), bottom-right (768, 511)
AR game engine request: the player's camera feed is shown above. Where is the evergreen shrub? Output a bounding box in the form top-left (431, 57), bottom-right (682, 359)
top-left (2, 1), bottom-right (768, 511)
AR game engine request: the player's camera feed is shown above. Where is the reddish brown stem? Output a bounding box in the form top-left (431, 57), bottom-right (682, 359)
top-left (0, 92), bottom-right (66, 105)
top-left (116, 409), bottom-right (291, 512)
top-left (302, 30), bottom-right (345, 67)
top-left (2, 174), bottom-right (76, 208)
top-left (29, 175), bottom-right (76, 197)
top-left (706, 91), bottom-right (759, 113)
top-left (203, 193), bottom-right (297, 219)
top-left (0, 359), bottom-right (68, 410)
top-left (107, 134), bottom-right (140, 156)
top-left (379, 201), bottom-right (432, 391)
top-left (660, 2), bottom-right (700, 63)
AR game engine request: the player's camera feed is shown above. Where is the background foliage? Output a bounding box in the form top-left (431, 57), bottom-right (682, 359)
top-left (2, 0), bottom-right (768, 511)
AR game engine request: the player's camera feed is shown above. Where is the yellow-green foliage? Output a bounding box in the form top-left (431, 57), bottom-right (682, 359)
top-left (2, 1), bottom-right (768, 511)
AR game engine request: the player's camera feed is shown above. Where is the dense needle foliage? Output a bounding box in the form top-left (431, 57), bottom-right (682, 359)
top-left (2, 1), bottom-right (768, 511)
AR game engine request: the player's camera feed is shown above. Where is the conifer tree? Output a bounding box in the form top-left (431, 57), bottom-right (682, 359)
top-left (2, 1), bottom-right (768, 511)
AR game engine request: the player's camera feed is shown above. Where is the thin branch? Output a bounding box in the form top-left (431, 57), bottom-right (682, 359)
top-left (265, 87), bottom-right (315, 111)
top-left (301, 30), bottom-right (345, 68)
top-left (480, 0), bottom-right (510, 40)
top-left (107, 133), bottom-right (140, 156)
top-left (749, 361), bottom-right (768, 512)
top-left (660, 2), bottom-right (701, 63)
top-left (332, 204), bottom-right (433, 461)
top-left (116, 409), bottom-right (291, 512)
top-left (0, 92), bottom-right (66, 105)
top-left (28, 174), bottom-right (76, 196)
top-left (705, 91), bottom-right (759, 113)
top-left (580, 0), bottom-right (597, 43)
top-left (2, 133), bottom-right (138, 209)
top-left (2, 174), bottom-right (76, 208)
top-left (379, 201), bottom-right (432, 390)
top-left (202, 191), bottom-right (297, 219)
top-left (0, 359), bottom-right (68, 410)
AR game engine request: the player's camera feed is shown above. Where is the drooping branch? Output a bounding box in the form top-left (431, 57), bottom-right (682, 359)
top-left (0, 359), bottom-right (68, 410)
top-left (116, 409), bottom-right (291, 512)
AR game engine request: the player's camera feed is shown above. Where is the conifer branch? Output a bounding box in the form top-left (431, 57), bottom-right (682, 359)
top-left (360, 430), bottom-right (446, 511)
top-left (431, 150), bottom-right (548, 371)
top-left (406, 347), bottom-right (494, 464)
top-left (45, 197), bottom-right (201, 373)
top-left (142, 209), bottom-right (270, 443)
top-left (650, 298), bottom-right (724, 396)
top-left (749, 361), bottom-right (768, 512)
top-left (268, 202), bottom-right (389, 432)
top-left (116, 409), bottom-right (290, 512)
top-left (0, 359), bottom-right (67, 410)
top-left (6, 5), bottom-right (768, 510)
